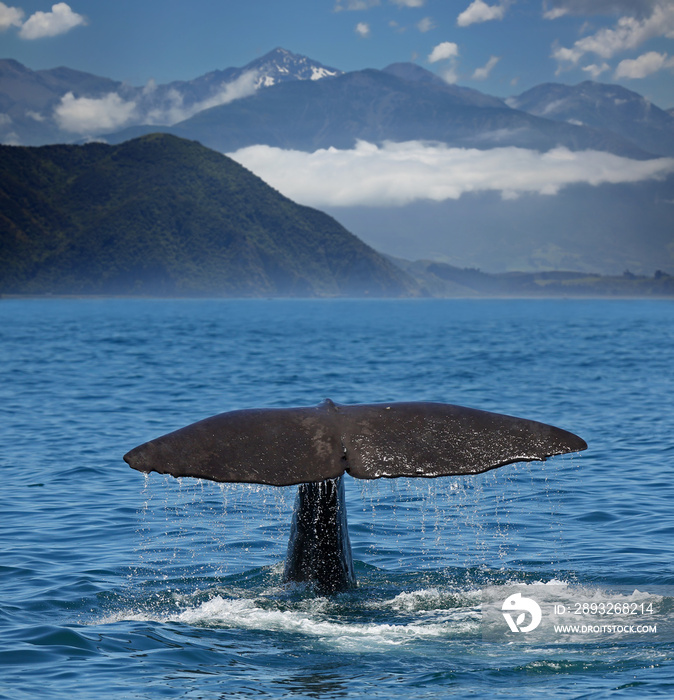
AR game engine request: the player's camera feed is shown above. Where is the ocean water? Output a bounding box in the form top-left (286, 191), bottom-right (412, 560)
top-left (2, 298), bottom-right (673, 699)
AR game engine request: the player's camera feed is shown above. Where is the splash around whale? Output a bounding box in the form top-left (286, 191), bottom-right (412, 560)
top-left (124, 399), bottom-right (587, 594)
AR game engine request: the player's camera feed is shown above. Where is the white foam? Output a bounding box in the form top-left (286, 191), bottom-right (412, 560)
top-left (175, 595), bottom-right (460, 646)
top-left (97, 588), bottom-right (482, 650)
top-left (96, 581), bottom-right (669, 651)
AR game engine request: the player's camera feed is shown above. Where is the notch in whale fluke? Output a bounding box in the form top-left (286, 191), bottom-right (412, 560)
top-left (123, 399), bottom-right (587, 486)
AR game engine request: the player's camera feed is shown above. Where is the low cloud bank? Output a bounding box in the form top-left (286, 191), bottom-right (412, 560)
top-left (55, 92), bottom-right (137, 133)
top-left (54, 71), bottom-right (259, 135)
top-left (145, 70), bottom-right (259, 125)
top-left (228, 140), bottom-right (674, 206)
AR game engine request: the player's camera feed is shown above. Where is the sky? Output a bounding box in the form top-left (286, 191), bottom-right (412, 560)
top-left (1, 0), bottom-right (673, 108)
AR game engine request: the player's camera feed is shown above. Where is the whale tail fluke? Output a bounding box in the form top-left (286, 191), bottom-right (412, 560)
top-left (124, 400), bottom-right (586, 594)
top-left (123, 399), bottom-right (587, 486)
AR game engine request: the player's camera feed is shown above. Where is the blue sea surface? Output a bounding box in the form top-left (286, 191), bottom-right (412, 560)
top-left (2, 298), bottom-right (673, 698)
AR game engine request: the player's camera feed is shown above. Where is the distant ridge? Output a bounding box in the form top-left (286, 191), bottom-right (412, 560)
top-left (1, 49), bottom-right (668, 158)
top-left (108, 67), bottom-right (649, 157)
top-left (382, 62), bottom-right (506, 108)
top-left (508, 80), bottom-right (674, 157)
top-left (391, 258), bottom-right (674, 298)
top-left (0, 134), bottom-right (415, 297)
top-left (0, 49), bottom-right (342, 145)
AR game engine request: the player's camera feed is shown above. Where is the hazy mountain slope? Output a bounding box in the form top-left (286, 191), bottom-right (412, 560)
top-left (0, 134), bottom-right (415, 296)
top-left (1, 50), bottom-right (661, 159)
top-left (0, 58), bottom-right (125, 145)
top-left (0, 58), bottom-right (122, 109)
top-left (111, 68), bottom-right (648, 157)
top-left (391, 257), bottom-right (674, 297)
top-left (325, 172), bottom-right (674, 277)
top-left (509, 81), bottom-right (674, 157)
top-left (382, 62), bottom-right (506, 108)
top-left (0, 49), bottom-right (342, 145)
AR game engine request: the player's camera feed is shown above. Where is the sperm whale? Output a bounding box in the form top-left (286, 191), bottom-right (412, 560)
top-left (124, 399), bottom-right (587, 593)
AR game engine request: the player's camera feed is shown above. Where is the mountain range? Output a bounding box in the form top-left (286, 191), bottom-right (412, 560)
top-left (508, 81), bottom-right (674, 159)
top-left (113, 69), bottom-right (658, 159)
top-left (1, 48), bottom-right (673, 276)
top-left (0, 48), bottom-right (342, 146)
top-left (2, 47), bottom-right (673, 157)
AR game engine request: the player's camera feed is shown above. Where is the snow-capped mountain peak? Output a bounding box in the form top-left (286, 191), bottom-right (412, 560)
top-left (243, 47), bottom-right (342, 88)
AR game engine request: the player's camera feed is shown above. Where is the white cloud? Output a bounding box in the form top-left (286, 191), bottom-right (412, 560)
top-left (614, 50), bottom-right (674, 78)
top-left (52, 71), bottom-right (260, 133)
top-left (178, 70), bottom-right (258, 120)
top-left (334, 0), bottom-right (380, 10)
top-left (19, 2), bottom-right (85, 39)
top-left (26, 109), bottom-right (45, 121)
top-left (543, 7), bottom-right (568, 19)
top-left (145, 88), bottom-right (183, 125)
top-left (0, 2), bottom-right (23, 30)
top-left (428, 42), bottom-right (460, 82)
top-left (0, 113), bottom-right (19, 144)
top-left (552, 45), bottom-right (583, 69)
top-left (54, 92), bottom-right (137, 133)
top-left (428, 41), bottom-right (459, 63)
top-left (457, 0), bottom-right (508, 27)
top-left (543, 1), bottom-right (660, 20)
top-left (471, 55), bottom-right (500, 79)
top-left (355, 21), bottom-right (370, 37)
top-left (552, 1), bottom-right (674, 68)
top-left (417, 17), bottom-right (435, 32)
top-left (142, 79), bottom-right (157, 96)
top-left (440, 66), bottom-right (460, 84)
top-left (228, 140), bottom-right (674, 207)
top-left (582, 62), bottom-right (611, 78)
top-left (390, 0), bottom-right (425, 7)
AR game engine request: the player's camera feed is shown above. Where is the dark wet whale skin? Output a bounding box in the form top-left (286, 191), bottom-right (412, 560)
top-left (283, 476), bottom-right (355, 594)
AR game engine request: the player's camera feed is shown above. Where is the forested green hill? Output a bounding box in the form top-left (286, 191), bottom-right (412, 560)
top-left (0, 134), bottom-right (415, 296)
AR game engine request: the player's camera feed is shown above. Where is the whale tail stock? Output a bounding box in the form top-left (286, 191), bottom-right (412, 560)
top-left (124, 399), bottom-right (587, 593)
